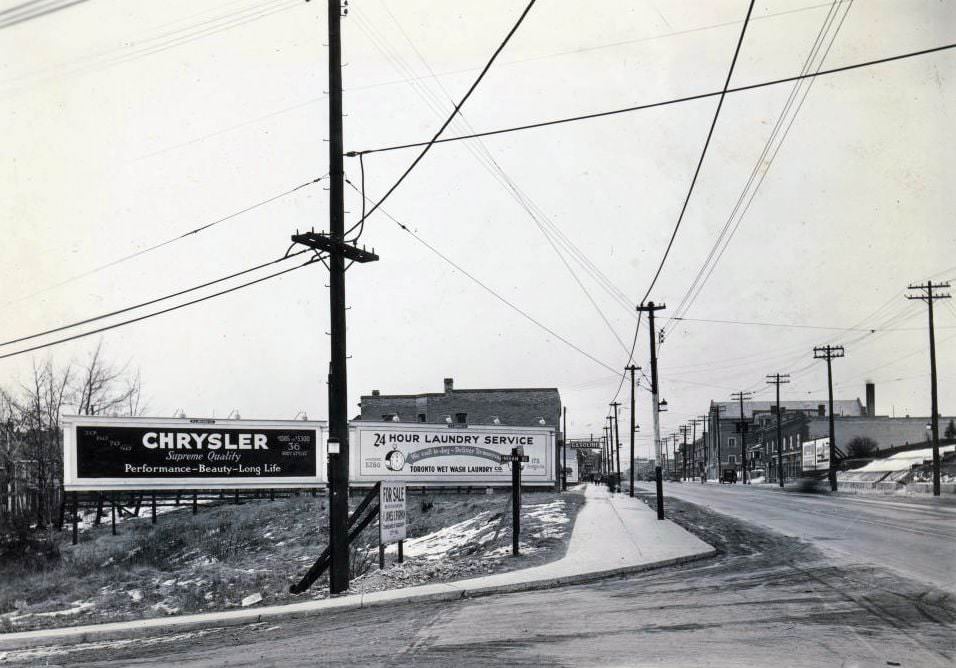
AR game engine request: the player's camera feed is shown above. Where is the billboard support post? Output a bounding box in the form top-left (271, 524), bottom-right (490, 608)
top-left (71, 493), bottom-right (78, 546)
top-left (512, 447), bottom-right (521, 556)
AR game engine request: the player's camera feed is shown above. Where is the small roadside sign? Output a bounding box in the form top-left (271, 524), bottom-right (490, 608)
top-left (379, 482), bottom-right (406, 544)
top-left (499, 454), bottom-right (530, 464)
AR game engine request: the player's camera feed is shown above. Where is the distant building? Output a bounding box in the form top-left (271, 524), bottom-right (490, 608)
top-left (356, 377), bottom-right (561, 430)
top-left (695, 382), bottom-right (954, 481)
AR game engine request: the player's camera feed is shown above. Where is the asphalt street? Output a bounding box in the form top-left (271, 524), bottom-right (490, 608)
top-left (640, 481), bottom-right (956, 594)
top-left (6, 491), bottom-right (954, 667)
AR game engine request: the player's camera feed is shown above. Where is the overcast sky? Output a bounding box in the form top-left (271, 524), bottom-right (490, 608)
top-left (2, 0), bottom-right (954, 458)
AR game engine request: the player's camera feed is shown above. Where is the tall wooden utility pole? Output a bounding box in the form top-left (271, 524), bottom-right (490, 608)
top-left (602, 425), bottom-right (610, 483)
top-left (637, 301), bottom-right (666, 519)
top-left (697, 414), bottom-right (709, 481)
top-left (730, 391), bottom-right (752, 484)
top-left (562, 406), bottom-right (568, 491)
top-left (814, 345), bottom-right (845, 492)
top-left (291, 0), bottom-right (378, 595)
top-left (610, 402), bottom-right (622, 492)
top-left (688, 418), bottom-right (703, 478)
top-left (679, 425), bottom-right (690, 481)
top-left (767, 373), bottom-right (790, 488)
top-left (626, 364), bottom-right (639, 496)
top-left (907, 281), bottom-right (951, 496)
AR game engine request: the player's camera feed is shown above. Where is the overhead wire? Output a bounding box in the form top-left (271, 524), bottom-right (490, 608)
top-left (3, 175), bottom-right (326, 307)
top-left (351, 4), bottom-right (635, 356)
top-left (345, 180), bottom-right (619, 375)
top-left (343, 0), bottom-right (539, 237)
top-left (0, 255), bottom-right (322, 361)
top-left (0, 0), bottom-right (89, 30)
top-left (662, 0), bottom-right (853, 336)
top-left (350, 42), bottom-right (956, 157)
top-left (0, 249), bottom-right (313, 348)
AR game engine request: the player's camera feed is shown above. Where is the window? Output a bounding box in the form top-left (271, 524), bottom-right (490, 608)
top-left (728, 455), bottom-right (737, 464)
top-left (728, 437), bottom-right (737, 449)
top-left (455, 412), bottom-right (467, 424)
top-left (418, 413), bottom-right (426, 423)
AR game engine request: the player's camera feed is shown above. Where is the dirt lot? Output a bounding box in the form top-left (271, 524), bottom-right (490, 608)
top-left (0, 488), bottom-right (584, 632)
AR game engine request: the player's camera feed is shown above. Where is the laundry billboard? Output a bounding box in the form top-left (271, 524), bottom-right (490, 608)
top-left (63, 416), bottom-right (327, 491)
top-left (350, 422), bottom-right (555, 486)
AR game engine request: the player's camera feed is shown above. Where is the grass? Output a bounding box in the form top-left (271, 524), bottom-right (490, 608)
top-left (0, 488), bottom-right (585, 632)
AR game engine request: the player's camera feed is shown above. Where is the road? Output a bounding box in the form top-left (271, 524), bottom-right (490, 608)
top-left (640, 481), bottom-right (956, 594)
top-left (5, 491), bottom-right (954, 667)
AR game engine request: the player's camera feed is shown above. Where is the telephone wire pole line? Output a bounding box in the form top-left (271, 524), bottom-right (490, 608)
top-left (813, 345), bottom-right (845, 492)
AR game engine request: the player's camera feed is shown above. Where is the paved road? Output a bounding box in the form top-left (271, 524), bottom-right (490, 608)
top-left (6, 493), bottom-right (954, 667)
top-left (639, 482), bottom-right (956, 594)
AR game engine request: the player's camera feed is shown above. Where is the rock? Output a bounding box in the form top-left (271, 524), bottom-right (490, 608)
top-left (241, 593), bottom-right (263, 607)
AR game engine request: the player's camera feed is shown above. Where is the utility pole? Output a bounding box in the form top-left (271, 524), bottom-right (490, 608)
top-left (767, 373), bottom-right (790, 488)
top-left (688, 418), bottom-right (703, 479)
top-left (814, 345), bottom-right (845, 492)
top-left (626, 364), bottom-right (640, 497)
top-left (637, 301), bottom-right (666, 519)
top-left (602, 425), bottom-right (609, 483)
top-left (698, 415), bottom-right (709, 482)
top-left (562, 406), bottom-right (568, 491)
top-left (678, 425), bottom-right (690, 480)
top-left (610, 402), bottom-right (622, 493)
top-left (290, 0), bottom-right (379, 596)
top-left (907, 281), bottom-right (951, 496)
top-left (730, 391), bottom-right (752, 484)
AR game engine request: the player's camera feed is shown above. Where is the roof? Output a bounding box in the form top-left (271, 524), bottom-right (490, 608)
top-left (712, 399), bottom-right (864, 419)
top-left (363, 387), bottom-right (559, 400)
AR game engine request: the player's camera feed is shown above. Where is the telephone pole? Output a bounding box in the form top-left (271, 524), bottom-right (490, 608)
top-left (698, 415), bottom-right (709, 481)
top-left (289, 0), bottom-right (379, 595)
top-left (730, 391), bottom-right (752, 484)
top-left (907, 281), bottom-right (951, 496)
top-left (562, 406), bottom-right (568, 491)
top-left (711, 404), bottom-right (726, 480)
top-left (626, 364), bottom-right (640, 497)
top-left (602, 424), bottom-right (609, 483)
top-left (688, 418), bottom-right (703, 479)
top-left (814, 345), bottom-right (845, 492)
top-left (637, 301), bottom-right (666, 519)
top-left (679, 425), bottom-right (690, 481)
top-left (767, 373), bottom-right (790, 488)
top-left (610, 402), bottom-right (622, 493)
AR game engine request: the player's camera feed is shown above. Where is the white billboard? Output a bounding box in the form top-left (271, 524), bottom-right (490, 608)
top-left (350, 422), bottom-right (555, 486)
top-left (802, 437), bottom-right (830, 472)
top-left (63, 416), bottom-right (327, 491)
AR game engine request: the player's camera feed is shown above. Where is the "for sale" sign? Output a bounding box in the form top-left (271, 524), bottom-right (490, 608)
top-left (379, 482), bottom-right (406, 544)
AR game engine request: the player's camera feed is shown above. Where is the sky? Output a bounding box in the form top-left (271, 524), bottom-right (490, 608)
top-left (1, 0), bottom-right (954, 460)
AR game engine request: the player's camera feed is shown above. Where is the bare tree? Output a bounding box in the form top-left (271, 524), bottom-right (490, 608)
top-left (75, 340), bottom-right (137, 416)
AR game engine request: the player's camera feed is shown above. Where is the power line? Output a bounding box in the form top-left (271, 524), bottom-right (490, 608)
top-left (3, 175), bottom-right (325, 307)
top-left (0, 256), bottom-right (321, 361)
top-left (0, 0), bottom-right (89, 30)
top-left (663, 0), bottom-right (853, 334)
top-left (350, 42), bottom-right (956, 157)
top-left (639, 0), bottom-right (756, 305)
top-left (344, 180), bottom-right (619, 375)
top-left (0, 249), bottom-right (312, 348)
top-left (343, 0), bottom-right (538, 237)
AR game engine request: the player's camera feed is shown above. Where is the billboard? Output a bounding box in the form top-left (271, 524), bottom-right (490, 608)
top-left (63, 416), bottom-right (326, 491)
top-left (563, 451), bottom-right (579, 484)
top-left (350, 422), bottom-right (554, 486)
top-left (802, 437), bottom-right (830, 472)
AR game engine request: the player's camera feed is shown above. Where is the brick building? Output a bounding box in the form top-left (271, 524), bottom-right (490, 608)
top-left (356, 377), bottom-right (561, 430)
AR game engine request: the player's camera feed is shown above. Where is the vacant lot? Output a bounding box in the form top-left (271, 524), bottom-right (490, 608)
top-left (0, 488), bottom-right (584, 632)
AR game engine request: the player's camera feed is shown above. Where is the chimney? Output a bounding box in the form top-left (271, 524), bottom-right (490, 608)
top-left (371, 390), bottom-right (380, 396)
top-left (443, 378), bottom-right (454, 393)
top-left (865, 382), bottom-right (875, 417)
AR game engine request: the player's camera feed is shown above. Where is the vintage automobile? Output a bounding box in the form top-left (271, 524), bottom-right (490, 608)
top-left (720, 468), bottom-right (738, 484)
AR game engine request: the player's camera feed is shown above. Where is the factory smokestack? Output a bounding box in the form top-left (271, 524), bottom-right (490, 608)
top-left (865, 382), bottom-right (876, 417)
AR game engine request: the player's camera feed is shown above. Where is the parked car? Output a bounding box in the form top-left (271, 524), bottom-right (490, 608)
top-left (720, 468), bottom-right (738, 484)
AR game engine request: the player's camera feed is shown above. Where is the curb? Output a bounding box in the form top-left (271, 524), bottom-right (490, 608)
top-left (0, 547), bottom-right (715, 653)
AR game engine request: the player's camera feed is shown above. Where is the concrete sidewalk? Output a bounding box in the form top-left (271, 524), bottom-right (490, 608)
top-left (0, 484), bottom-right (714, 652)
